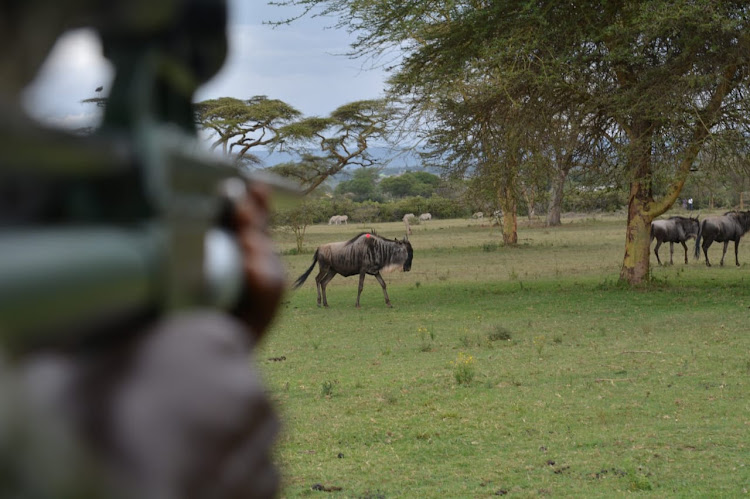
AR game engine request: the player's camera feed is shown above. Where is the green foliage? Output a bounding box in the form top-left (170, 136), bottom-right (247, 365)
top-left (450, 352), bottom-right (476, 385)
top-left (563, 186), bottom-right (628, 213)
top-left (350, 201), bottom-right (380, 224)
top-left (272, 200), bottom-right (314, 252)
top-left (320, 380), bottom-right (337, 397)
top-left (380, 171), bottom-right (441, 198)
top-left (417, 326), bottom-right (435, 352)
top-left (270, 194), bottom-right (470, 226)
top-left (194, 95), bottom-right (301, 158)
top-left (334, 167), bottom-right (383, 202)
top-left (488, 326), bottom-right (512, 342)
top-left (273, 99), bottom-right (394, 194)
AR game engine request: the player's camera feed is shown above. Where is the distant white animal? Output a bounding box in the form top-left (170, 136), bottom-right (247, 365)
top-left (328, 215), bottom-right (349, 225)
top-left (419, 213), bottom-right (432, 221)
top-left (402, 213), bottom-right (416, 222)
top-left (472, 212), bottom-right (484, 219)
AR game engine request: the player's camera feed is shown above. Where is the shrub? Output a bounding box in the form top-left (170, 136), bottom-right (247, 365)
top-left (488, 326), bottom-right (512, 342)
top-left (450, 352), bottom-right (476, 385)
top-left (562, 186), bottom-right (627, 213)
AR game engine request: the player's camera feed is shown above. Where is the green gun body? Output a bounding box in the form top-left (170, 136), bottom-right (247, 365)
top-left (0, 124), bottom-right (247, 354)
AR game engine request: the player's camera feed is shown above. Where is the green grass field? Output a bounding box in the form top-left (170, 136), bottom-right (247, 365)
top-left (262, 213), bottom-right (750, 497)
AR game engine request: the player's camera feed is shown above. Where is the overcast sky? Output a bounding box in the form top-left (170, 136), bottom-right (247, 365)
top-left (22, 0), bottom-right (389, 129)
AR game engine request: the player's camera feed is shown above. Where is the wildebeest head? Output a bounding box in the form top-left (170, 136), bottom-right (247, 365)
top-left (401, 238), bottom-right (413, 272)
top-left (736, 210), bottom-right (750, 231)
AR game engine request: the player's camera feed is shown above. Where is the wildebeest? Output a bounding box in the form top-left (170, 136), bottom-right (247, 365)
top-left (419, 213), bottom-right (432, 221)
top-left (293, 232), bottom-right (413, 308)
top-left (694, 210), bottom-right (750, 266)
top-left (650, 215), bottom-right (700, 265)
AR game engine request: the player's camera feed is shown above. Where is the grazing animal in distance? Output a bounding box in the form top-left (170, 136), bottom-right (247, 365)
top-left (650, 216), bottom-right (700, 265)
top-left (694, 210), bottom-right (750, 266)
top-left (328, 215), bottom-right (348, 225)
top-left (293, 232), bottom-right (413, 308)
top-left (403, 213), bottom-right (414, 235)
top-left (472, 212), bottom-right (483, 219)
top-left (419, 213), bottom-right (432, 221)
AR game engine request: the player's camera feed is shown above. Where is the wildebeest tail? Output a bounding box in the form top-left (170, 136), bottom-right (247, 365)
top-left (693, 221), bottom-right (702, 260)
top-left (293, 249), bottom-right (319, 289)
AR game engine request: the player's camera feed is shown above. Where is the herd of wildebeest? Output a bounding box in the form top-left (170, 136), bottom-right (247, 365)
top-left (651, 210), bottom-right (750, 267)
top-left (294, 210), bottom-right (750, 307)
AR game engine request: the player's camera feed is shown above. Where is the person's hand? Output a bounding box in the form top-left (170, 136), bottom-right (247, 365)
top-left (230, 182), bottom-right (285, 341)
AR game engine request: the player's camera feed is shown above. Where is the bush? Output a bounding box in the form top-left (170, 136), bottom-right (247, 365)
top-left (562, 186), bottom-right (627, 212)
top-left (276, 194), bottom-right (485, 225)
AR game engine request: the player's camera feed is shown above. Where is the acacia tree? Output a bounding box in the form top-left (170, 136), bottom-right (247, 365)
top-left (276, 0), bottom-right (750, 284)
top-left (540, 109), bottom-right (605, 226)
top-left (570, 2), bottom-right (750, 283)
top-left (194, 95), bottom-right (301, 162)
top-left (421, 83), bottom-right (530, 244)
top-left (275, 1), bottom-right (593, 245)
top-left (271, 99), bottom-right (392, 194)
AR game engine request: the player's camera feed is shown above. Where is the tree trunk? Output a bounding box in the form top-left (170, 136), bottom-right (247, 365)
top-left (502, 208), bottom-right (518, 245)
top-left (619, 187), bottom-right (653, 284)
top-left (619, 123), bottom-right (657, 284)
top-left (546, 168), bottom-right (567, 226)
top-left (525, 187), bottom-right (536, 220)
top-left (498, 184), bottom-right (518, 245)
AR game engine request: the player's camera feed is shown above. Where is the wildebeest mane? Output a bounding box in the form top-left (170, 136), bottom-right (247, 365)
top-left (668, 215), bottom-right (699, 230)
top-left (344, 232), bottom-right (376, 246)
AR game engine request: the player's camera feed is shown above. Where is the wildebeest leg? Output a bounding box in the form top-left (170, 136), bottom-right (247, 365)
top-left (654, 240), bottom-right (662, 265)
top-left (734, 240), bottom-right (740, 266)
top-left (720, 241), bottom-right (729, 266)
top-left (319, 270), bottom-right (336, 308)
top-left (680, 241), bottom-right (689, 264)
top-left (373, 272), bottom-right (392, 308)
top-left (355, 271), bottom-right (366, 308)
top-left (314, 266), bottom-right (330, 307)
top-left (669, 242), bottom-right (674, 265)
top-left (703, 238), bottom-right (713, 267)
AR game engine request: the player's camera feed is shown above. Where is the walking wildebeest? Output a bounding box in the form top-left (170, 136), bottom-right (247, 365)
top-left (694, 210), bottom-right (750, 267)
top-left (650, 215), bottom-right (700, 265)
top-left (293, 233), bottom-right (413, 308)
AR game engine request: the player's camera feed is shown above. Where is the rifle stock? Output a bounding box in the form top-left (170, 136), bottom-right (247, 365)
top-left (0, 122), bottom-right (297, 355)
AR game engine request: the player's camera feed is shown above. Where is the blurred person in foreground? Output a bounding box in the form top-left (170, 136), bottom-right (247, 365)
top-left (0, 0), bottom-right (285, 497)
